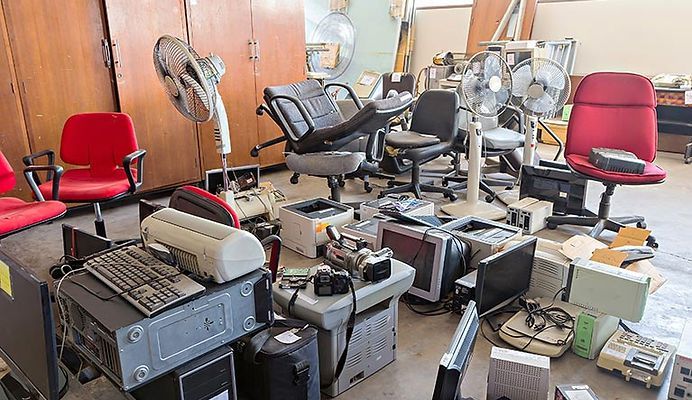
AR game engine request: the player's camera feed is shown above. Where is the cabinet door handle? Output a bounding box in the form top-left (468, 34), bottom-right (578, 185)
top-left (101, 38), bottom-right (112, 68)
top-left (254, 40), bottom-right (260, 62)
top-left (112, 39), bottom-right (123, 68)
top-left (248, 40), bottom-right (256, 60)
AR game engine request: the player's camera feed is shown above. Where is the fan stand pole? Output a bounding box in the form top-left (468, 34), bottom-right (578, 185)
top-left (496, 114), bottom-right (539, 205)
top-left (441, 118), bottom-right (505, 220)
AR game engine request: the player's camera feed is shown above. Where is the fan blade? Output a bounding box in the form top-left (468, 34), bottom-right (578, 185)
top-left (525, 92), bottom-right (556, 114)
top-left (512, 64), bottom-right (533, 97)
top-left (536, 64), bottom-right (566, 91)
top-left (480, 89), bottom-right (498, 115)
top-left (495, 88), bottom-right (510, 105)
top-left (484, 55), bottom-right (500, 80)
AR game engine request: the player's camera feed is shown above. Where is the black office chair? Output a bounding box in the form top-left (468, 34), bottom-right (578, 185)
top-left (379, 89), bottom-right (460, 200)
top-left (252, 80), bottom-right (413, 202)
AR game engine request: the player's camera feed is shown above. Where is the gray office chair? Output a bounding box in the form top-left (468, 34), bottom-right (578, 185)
top-left (379, 89), bottom-right (460, 200)
top-left (252, 80), bottom-right (413, 202)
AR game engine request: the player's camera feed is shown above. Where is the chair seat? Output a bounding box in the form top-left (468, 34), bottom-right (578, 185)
top-left (566, 154), bottom-right (666, 184)
top-left (459, 127), bottom-right (524, 150)
top-left (285, 152), bottom-right (365, 177)
top-left (39, 168), bottom-right (132, 202)
top-left (0, 197), bottom-right (66, 236)
top-left (385, 131), bottom-right (441, 149)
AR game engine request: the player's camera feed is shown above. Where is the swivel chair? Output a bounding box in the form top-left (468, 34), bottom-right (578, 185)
top-left (252, 80), bottom-right (413, 202)
top-left (546, 72), bottom-right (665, 246)
top-left (23, 113), bottom-right (146, 237)
top-left (380, 89), bottom-right (460, 200)
top-left (0, 151), bottom-right (66, 239)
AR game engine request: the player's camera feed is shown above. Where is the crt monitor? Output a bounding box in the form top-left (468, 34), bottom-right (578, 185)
top-left (432, 300), bottom-right (480, 400)
top-left (475, 237), bottom-right (537, 318)
top-left (0, 250), bottom-right (61, 400)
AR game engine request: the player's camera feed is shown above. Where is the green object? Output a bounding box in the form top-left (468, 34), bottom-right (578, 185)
top-left (283, 268), bottom-right (310, 278)
top-left (562, 104), bottom-right (573, 121)
top-left (572, 311), bottom-right (595, 359)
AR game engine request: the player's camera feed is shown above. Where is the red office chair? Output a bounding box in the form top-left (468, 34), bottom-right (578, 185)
top-left (546, 72), bottom-right (665, 246)
top-left (0, 151), bottom-right (66, 239)
top-left (23, 113), bottom-right (146, 237)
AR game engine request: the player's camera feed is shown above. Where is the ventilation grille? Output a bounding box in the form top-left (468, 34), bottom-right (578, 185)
top-left (534, 258), bottom-right (563, 276)
top-left (100, 338), bottom-right (120, 374)
top-left (165, 244), bottom-right (201, 275)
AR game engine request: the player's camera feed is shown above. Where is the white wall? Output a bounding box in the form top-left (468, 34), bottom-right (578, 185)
top-left (412, 0), bottom-right (692, 77)
top-left (409, 6), bottom-right (471, 79)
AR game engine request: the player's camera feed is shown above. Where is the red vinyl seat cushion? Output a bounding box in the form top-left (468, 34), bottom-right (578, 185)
top-left (0, 197), bottom-right (66, 236)
top-left (566, 154), bottom-right (666, 184)
top-left (38, 168), bottom-right (132, 202)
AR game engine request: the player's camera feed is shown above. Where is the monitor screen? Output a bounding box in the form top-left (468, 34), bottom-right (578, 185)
top-left (432, 301), bottom-right (479, 400)
top-left (0, 251), bottom-right (59, 400)
top-left (380, 229), bottom-right (437, 293)
top-left (475, 237), bottom-right (537, 317)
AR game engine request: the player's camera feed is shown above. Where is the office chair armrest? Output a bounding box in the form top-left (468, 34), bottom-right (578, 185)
top-left (23, 165), bottom-right (63, 201)
top-left (251, 136), bottom-right (287, 158)
top-left (324, 82), bottom-right (364, 110)
top-left (123, 149), bottom-right (146, 193)
top-left (260, 235), bottom-right (282, 283)
top-left (22, 149), bottom-right (57, 183)
top-left (366, 127), bottom-right (388, 162)
top-left (267, 94), bottom-right (316, 139)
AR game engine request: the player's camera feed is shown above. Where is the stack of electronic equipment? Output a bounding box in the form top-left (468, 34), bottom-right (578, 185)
top-left (57, 207), bottom-right (275, 398)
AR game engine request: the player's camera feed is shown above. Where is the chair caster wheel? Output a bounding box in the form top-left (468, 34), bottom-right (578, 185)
top-left (364, 184), bottom-right (373, 193)
top-left (338, 180), bottom-right (346, 187)
top-left (444, 193), bottom-right (458, 201)
top-left (646, 236), bottom-right (658, 249)
top-left (441, 180), bottom-right (449, 187)
top-left (387, 181), bottom-right (396, 188)
top-left (636, 221), bottom-right (647, 229)
top-left (547, 223), bottom-right (558, 230)
top-left (377, 192), bottom-right (385, 199)
top-left (290, 176), bottom-right (299, 184)
top-left (485, 195), bottom-right (495, 203)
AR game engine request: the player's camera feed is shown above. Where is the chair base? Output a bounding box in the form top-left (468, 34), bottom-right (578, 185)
top-left (380, 161), bottom-right (457, 200)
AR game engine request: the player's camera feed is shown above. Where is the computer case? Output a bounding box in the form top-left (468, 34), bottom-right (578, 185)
top-left (487, 347), bottom-right (550, 400)
top-left (131, 346), bottom-right (236, 400)
top-left (58, 269), bottom-right (273, 391)
top-left (572, 311), bottom-right (619, 360)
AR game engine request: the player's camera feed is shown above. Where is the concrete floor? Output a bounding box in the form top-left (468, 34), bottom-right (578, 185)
top-left (1, 145), bottom-right (690, 400)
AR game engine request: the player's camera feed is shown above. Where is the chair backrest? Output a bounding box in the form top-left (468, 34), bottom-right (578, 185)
top-left (382, 72), bottom-right (416, 98)
top-left (410, 89), bottom-right (460, 143)
top-left (60, 113), bottom-right (139, 176)
top-left (169, 185), bottom-right (240, 229)
top-left (566, 72), bottom-right (658, 162)
top-left (0, 151), bottom-right (15, 194)
top-left (264, 80), bottom-right (344, 142)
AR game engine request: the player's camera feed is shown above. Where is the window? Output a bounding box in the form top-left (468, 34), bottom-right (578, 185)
top-left (415, 0), bottom-right (472, 9)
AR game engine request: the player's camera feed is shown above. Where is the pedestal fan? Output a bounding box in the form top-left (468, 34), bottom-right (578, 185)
top-left (441, 52), bottom-right (512, 220)
top-left (153, 35), bottom-right (232, 192)
top-left (496, 57), bottom-right (571, 205)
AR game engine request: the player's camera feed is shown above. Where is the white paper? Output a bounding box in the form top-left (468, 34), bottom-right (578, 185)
top-left (506, 53), bottom-right (515, 66)
top-left (685, 90), bottom-right (692, 105)
top-left (209, 390), bottom-right (229, 400)
top-left (360, 75), bottom-right (377, 86)
top-left (275, 330), bottom-right (302, 345)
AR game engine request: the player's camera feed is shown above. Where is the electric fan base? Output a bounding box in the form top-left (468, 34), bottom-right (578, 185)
top-left (496, 189), bottom-right (520, 206)
top-left (440, 199), bottom-right (505, 221)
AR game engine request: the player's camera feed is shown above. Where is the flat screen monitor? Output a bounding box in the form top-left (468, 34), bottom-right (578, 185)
top-left (432, 300), bottom-right (479, 400)
top-left (377, 221), bottom-right (467, 302)
top-left (475, 237), bottom-right (537, 317)
top-left (0, 251), bottom-right (60, 400)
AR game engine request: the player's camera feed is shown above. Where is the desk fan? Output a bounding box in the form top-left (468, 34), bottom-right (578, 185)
top-left (496, 57), bottom-right (571, 205)
top-left (153, 35), bottom-right (232, 192)
top-left (441, 52), bottom-right (512, 220)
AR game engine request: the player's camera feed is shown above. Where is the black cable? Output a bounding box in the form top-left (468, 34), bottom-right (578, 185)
top-left (619, 320), bottom-right (639, 335)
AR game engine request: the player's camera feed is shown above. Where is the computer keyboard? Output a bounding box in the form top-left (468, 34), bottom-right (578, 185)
top-left (84, 245), bottom-right (205, 317)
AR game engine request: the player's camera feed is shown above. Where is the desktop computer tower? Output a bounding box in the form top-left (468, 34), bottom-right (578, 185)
top-left (131, 346), bottom-right (236, 400)
top-left (58, 269), bottom-right (273, 391)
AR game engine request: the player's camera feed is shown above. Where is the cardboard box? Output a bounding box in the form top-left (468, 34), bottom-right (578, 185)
top-left (539, 119), bottom-right (568, 146)
top-left (555, 384), bottom-right (599, 400)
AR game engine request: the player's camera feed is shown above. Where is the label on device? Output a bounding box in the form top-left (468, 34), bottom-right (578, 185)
top-left (0, 260), bottom-right (12, 298)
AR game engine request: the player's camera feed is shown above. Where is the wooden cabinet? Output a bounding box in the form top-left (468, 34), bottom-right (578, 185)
top-left (187, 0), bottom-right (259, 172)
top-left (0, 4), bottom-right (29, 199)
top-left (104, 0), bottom-right (201, 190)
top-left (252, 0), bottom-right (307, 166)
top-left (0, 0), bottom-right (306, 196)
top-left (2, 0), bottom-right (118, 170)
top-left (188, 0), bottom-right (306, 171)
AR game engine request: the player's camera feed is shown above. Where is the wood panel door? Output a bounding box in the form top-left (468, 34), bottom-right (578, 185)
top-left (466, 0), bottom-right (538, 54)
top-left (104, 0), bottom-right (200, 190)
top-left (187, 0), bottom-right (259, 172)
top-left (3, 0), bottom-right (118, 170)
top-left (0, 3), bottom-right (30, 199)
top-left (251, 0), bottom-right (306, 166)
